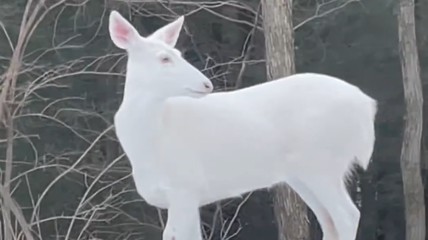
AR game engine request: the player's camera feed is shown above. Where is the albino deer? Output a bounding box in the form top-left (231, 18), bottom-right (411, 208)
top-left (109, 10), bottom-right (377, 240)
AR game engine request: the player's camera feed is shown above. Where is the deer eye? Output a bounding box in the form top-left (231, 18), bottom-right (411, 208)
top-left (161, 56), bottom-right (171, 63)
top-left (158, 53), bottom-right (173, 64)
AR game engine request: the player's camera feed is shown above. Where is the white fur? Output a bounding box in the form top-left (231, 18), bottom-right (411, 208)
top-left (109, 11), bottom-right (377, 240)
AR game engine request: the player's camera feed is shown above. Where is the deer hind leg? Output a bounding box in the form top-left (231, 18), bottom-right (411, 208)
top-left (299, 174), bottom-right (360, 240)
top-left (285, 177), bottom-right (338, 240)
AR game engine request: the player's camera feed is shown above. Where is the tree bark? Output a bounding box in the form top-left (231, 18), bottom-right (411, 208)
top-left (261, 1), bottom-right (309, 240)
top-left (397, 0), bottom-right (426, 239)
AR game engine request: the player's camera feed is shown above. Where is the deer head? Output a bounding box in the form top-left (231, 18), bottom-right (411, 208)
top-left (109, 11), bottom-right (213, 100)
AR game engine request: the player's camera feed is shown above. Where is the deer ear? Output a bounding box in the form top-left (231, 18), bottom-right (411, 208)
top-left (109, 11), bottom-right (140, 50)
top-left (149, 16), bottom-right (184, 47)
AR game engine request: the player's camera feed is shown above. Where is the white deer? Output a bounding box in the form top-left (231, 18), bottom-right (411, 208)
top-left (109, 10), bottom-right (377, 240)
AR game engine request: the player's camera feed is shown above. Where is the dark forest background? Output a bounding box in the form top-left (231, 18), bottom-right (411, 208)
top-left (0, 0), bottom-right (427, 239)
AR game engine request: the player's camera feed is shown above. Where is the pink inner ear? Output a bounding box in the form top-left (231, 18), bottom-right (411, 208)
top-left (164, 29), bottom-right (178, 45)
top-left (114, 23), bottom-right (130, 42)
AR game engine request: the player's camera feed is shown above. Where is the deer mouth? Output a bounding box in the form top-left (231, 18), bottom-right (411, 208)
top-left (186, 88), bottom-right (210, 95)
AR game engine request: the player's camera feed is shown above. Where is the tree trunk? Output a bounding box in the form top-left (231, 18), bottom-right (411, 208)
top-left (261, 1), bottom-right (309, 240)
top-left (397, 0), bottom-right (426, 239)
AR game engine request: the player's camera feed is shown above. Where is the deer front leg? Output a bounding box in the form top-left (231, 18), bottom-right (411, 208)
top-left (163, 190), bottom-right (202, 240)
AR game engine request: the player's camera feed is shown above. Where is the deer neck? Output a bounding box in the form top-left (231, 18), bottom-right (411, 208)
top-left (115, 90), bottom-right (166, 170)
top-left (122, 61), bottom-right (150, 99)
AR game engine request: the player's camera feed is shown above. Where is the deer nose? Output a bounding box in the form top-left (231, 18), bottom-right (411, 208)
top-left (204, 81), bottom-right (213, 92)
